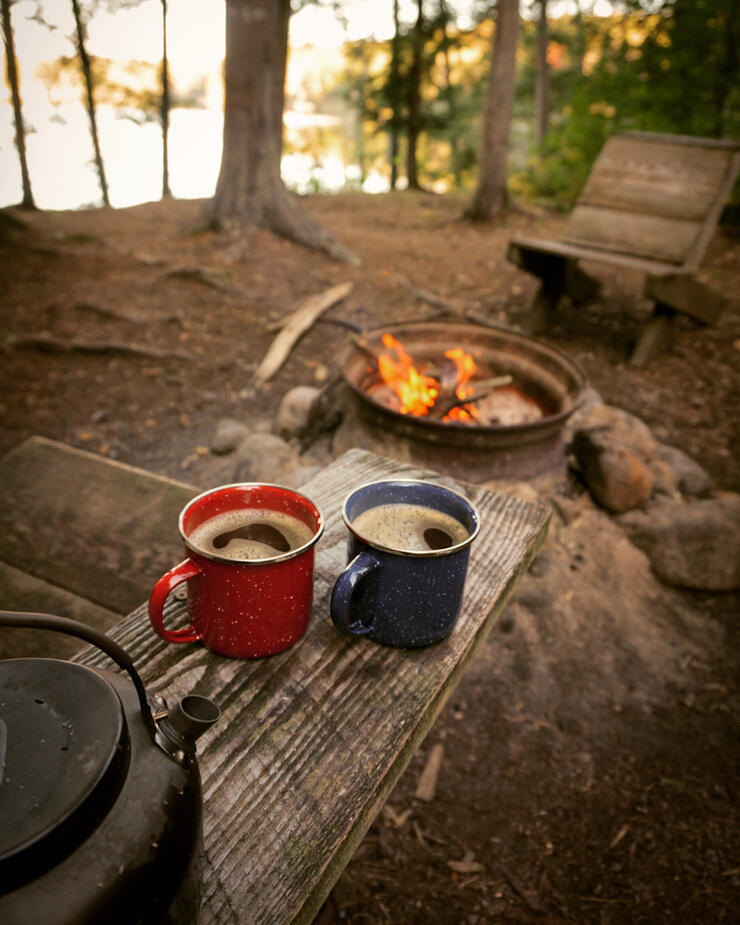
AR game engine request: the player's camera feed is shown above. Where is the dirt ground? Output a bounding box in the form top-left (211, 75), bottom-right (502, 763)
top-left (1, 193), bottom-right (738, 923)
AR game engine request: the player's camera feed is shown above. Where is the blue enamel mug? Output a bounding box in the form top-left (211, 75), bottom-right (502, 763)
top-left (330, 479), bottom-right (480, 648)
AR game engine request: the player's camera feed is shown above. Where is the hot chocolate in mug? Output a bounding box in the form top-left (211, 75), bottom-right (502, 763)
top-left (148, 483), bottom-right (324, 658)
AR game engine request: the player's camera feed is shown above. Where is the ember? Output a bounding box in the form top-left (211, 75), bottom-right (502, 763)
top-left (374, 333), bottom-right (541, 427)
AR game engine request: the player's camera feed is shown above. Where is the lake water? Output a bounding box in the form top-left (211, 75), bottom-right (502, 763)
top-left (0, 104), bottom-right (388, 211)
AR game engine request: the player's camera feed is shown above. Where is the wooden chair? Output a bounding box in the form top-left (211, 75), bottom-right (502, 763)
top-left (507, 131), bottom-right (740, 365)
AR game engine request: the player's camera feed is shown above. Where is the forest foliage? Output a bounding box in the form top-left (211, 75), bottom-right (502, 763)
top-left (4, 0), bottom-right (740, 211)
top-left (322, 0), bottom-right (739, 208)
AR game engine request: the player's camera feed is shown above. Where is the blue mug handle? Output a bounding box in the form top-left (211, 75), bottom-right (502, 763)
top-left (330, 551), bottom-right (381, 638)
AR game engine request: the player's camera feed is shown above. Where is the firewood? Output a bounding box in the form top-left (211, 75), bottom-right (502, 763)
top-left (254, 282), bottom-right (353, 385)
top-left (428, 374), bottom-right (513, 419)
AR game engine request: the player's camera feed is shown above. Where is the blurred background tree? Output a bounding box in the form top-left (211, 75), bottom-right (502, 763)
top-left (3, 0), bottom-right (739, 215)
top-left (1, 0), bottom-right (36, 208)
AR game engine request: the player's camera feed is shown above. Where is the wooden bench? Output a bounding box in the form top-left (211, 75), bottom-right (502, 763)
top-left (0, 435), bottom-right (198, 659)
top-left (507, 131), bottom-right (740, 365)
top-left (59, 447), bottom-right (548, 923)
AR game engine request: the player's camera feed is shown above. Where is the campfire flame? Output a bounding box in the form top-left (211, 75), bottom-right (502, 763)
top-left (377, 334), bottom-right (480, 422)
top-left (377, 334), bottom-right (439, 416)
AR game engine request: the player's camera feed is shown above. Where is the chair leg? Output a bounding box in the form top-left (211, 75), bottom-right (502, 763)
top-left (522, 279), bottom-right (562, 334)
top-left (630, 303), bottom-right (677, 367)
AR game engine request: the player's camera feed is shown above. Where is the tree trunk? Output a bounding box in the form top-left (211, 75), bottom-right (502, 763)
top-left (441, 5), bottom-right (461, 188)
top-left (161, 0), bottom-right (171, 198)
top-left (1, 0), bottom-right (35, 208)
top-left (535, 0), bottom-right (549, 144)
top-left (466, 0), bottom-right (520, 222)
top-left (389, 0), bottom-right (401, 189)
top-left (209, 0), bottom-right (357, 263)
top-left (406, 0), bottom-right (424, 190)
top-left (71, 0), bottom-right (110, 207)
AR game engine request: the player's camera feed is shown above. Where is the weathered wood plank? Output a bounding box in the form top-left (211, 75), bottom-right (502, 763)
top-left (643, 273), bottom-right (727, 326)
top-left (577, 134), bottom-right (737, 224)
top-left (73, 449), bottom-right (550, 925)
top-left (0, 560), bottom-right (120, 659)
top-left (508, 235), bottom-right (684, 276)
top-left (0, 436), bottom-right (199, 614)
top-left (564, 204), bottom-right (701, 265)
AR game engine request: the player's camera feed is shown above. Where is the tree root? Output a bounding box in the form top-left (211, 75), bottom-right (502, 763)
top-left (266, 192), bottom-right (361, 265)
top-left (11, 334), bottom-right (194, 360)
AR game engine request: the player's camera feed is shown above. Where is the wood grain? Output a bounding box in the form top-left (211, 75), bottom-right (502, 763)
top-left (0, 436), bottom-right (199, 613)
top-left (576, 134), bottom-right (736, 224)
top-left (565, 204), bottom-right (701, 265)
top-left (508, 236), bottom-right (685, 276)
top-left (73, 448), bottom-right (550, 925)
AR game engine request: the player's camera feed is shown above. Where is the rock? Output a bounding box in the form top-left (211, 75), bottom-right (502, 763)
top-left (571, 429), bottom-right (654, 513)
top-left (233, 432), bottom-right (301, 485)
top-left (550, 492), bottom-right (596, 525)
top-left (618, 496), bottom-right (740, 591)
top-left (274, 386), bottom-right (321, 440)
top-left (648, 458), bottom-right (678, 498)
top-left (211, 418), bottom-right (249, 455)
top-left (573, 404), bottom-right (659, 459)
top-left (653, 444), bottom-right (712, 498)
top-left (563, 386), bottom-right (604, 434)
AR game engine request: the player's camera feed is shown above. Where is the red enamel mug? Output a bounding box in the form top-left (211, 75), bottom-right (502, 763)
top-left (148, 483), bottom-right (324, 658)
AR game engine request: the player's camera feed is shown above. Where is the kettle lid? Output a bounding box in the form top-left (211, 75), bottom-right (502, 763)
top-left (0, 658), bottom-right (128, 885)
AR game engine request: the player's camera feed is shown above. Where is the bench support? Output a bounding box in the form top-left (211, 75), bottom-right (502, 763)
top-left (643, 273), bottom-right (726, 326)
top-left (507, 242), bottom-right (601, 333)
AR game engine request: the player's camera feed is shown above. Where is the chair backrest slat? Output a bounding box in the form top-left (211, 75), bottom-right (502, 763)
top-left (563, 132), bottom-right (740, 268)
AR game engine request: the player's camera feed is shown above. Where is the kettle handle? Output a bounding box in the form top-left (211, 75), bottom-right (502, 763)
top-left (0, 610), bottom-right (158, 739)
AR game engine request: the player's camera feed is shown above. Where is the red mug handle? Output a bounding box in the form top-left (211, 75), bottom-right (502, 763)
top-left (148, 558), bottom-right (203, 644)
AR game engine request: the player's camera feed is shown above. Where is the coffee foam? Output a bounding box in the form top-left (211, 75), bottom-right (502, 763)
top-left (351, 502), bottom-right (469, 553)
top-left (189, 507), bottom-right (314, 561)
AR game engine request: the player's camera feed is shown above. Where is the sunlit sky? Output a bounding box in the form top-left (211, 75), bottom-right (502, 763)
top-left (1, 0), bottom-right (602, 209)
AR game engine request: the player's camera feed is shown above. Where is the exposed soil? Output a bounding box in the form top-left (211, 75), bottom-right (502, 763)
top-left (1, 193), bottom-right (738, 923)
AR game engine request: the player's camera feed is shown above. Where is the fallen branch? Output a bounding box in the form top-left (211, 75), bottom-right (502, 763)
top-left (12, 333), bottom-right (194, 360)
top-left (254, 282), bottom-right (353, 385)
top-left (390, 272), bottom-right (463, 313)
top-left (348, 333), bottom-right (382, 362)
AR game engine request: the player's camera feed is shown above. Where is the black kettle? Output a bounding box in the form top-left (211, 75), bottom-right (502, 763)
top-left (0, 610), bottom-right (220, 924)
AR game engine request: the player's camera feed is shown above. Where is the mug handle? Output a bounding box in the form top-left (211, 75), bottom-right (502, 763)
top-left (330, 551), bottom-right (381, 638)
top-left (148, 558), bottom-right (203, 644)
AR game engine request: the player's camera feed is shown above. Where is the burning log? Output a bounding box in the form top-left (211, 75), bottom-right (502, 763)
top-left (428, 374), bottom-right (513, 420)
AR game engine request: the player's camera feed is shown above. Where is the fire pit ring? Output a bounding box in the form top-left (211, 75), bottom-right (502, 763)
top-left (335, 321), bottom-right (587, 482)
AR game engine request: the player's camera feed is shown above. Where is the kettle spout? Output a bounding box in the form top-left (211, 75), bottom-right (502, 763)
top-left (156, 695), bottom-right (221, 761)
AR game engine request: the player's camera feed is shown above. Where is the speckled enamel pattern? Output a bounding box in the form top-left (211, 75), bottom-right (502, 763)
top-left (148, 484), bottom-right (324, 658)
top-left (330, 480), bottom-right (480, 648)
